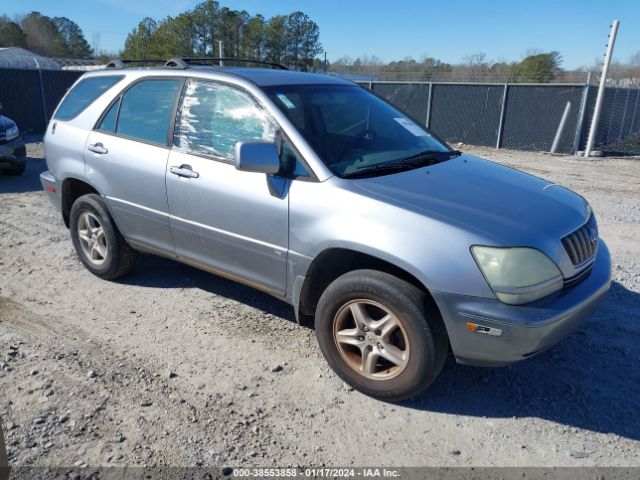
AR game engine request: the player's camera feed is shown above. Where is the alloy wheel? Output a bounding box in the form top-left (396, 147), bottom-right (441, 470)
top-left (77, 211), bottom-right (108, 266)
top-left (332, 299), bottom-right (410, 380)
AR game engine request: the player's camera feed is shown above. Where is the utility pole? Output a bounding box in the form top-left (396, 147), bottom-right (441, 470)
top-left (219, 41), bottom-right (224, 66)
top-left (323, 51), bottom-right (327, 74)
top-left (585, 20), bottom-right (620, 157)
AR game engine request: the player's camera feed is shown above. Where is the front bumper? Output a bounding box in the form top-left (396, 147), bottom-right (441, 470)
top-left (432, 241), bottom-right (611, 367)
top-left (0, 136), bottom-right (26, 169)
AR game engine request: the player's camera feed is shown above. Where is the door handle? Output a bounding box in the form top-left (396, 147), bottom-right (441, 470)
top-left (169, 164), bottom-right (200, 179)
top-left (88, 142), bottom-right (108, 154)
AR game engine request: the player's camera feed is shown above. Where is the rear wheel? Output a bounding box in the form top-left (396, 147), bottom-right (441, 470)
top-left (315, 269), bottom-right (448, 401)
top-left (69, 194), bottom-right (136, 279)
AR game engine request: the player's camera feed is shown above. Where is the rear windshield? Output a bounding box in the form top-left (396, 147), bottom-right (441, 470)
top-left (54, 75), bottom-right (124, 121)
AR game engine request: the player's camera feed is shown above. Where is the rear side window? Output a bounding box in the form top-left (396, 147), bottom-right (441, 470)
top-left (174, 79), bottom-right (276, 161)
top-left (97, 99), bottom-right (119, 132)
top-left (115, 79), bottom-right (181, 145)
top-left (54, 76), bottom-right (123, 120)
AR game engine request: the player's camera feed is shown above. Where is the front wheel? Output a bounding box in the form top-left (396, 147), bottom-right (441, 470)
top-left (315, 269), bottom-right (448, 401)
top-left (69, 194), bottom-right (137, 280)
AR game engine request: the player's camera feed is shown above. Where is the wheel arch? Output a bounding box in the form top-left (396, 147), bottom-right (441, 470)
top-left (296, 247), bottom-right (439, 324)
top-left (61, 177), bottom-right (100, 227)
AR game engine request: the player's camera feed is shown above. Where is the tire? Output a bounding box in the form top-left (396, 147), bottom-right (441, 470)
top-left (69, 194), bottom-right (137, 280)
top-left (1, 163), bottom-right (25, 176)
top-left (315, 269), bottom-right (448, 402)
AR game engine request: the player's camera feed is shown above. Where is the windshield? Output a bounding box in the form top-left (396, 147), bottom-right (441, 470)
top-left (264, 84), bottom-right (452, 177)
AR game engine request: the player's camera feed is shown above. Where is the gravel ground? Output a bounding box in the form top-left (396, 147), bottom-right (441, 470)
top-left (0, 139), bottom-right (639, 469)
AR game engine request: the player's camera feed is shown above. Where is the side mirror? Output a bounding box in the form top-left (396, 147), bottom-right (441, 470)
top-left (234, 140), bottom-right (280, 174)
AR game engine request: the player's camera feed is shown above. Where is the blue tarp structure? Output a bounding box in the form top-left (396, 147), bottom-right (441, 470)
top-left (0, 47), bottom-right (61, 70)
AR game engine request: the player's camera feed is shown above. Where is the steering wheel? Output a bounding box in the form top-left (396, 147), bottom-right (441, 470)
top-left (336, 129), bottom-right (376, 161)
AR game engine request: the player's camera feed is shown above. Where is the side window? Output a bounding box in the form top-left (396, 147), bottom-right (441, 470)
top-left (116, 79), bottom-right (181, 145)
top-left (97, 99), bottom-right (119, 133)
top-left (280, 139), bottom-right (309, 178)
top-left (54, 75), bottom-right (124, 120)
top-left (174, 79), bottom-right (276, 161)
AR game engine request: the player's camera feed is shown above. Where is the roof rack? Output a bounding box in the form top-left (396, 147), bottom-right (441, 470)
top-left (106, 57), bottom-right (288, 70)
top-left (105, 59), bottom-right (165, 69)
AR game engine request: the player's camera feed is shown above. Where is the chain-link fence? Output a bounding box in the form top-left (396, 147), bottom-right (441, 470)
top-left (586, 86), bottom-right (640, 154)
top-left (0, 68), bottom-right (83, 133)
top-left (359, 81), bottom-right (640, 155)
top-left (0, 66), bottom-right (639, 155)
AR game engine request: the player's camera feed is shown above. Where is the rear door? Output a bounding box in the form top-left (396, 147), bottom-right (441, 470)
top-left (85, 77), bottom-right (183, 254)
top-left (166, 78), bottom-right (289, 295)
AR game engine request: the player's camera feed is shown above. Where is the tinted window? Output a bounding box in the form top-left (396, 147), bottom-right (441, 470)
top-left (174, 79), bottom-right (276, 161)
top-left (321, 100), bottom-right (368, 135)
top-left (116, 79), bottom-right (181, 145)
top-left (97, 99), bottom-right (119, 132)
top-left (265, 85), bottom-right (450, 177)
top-left (54, 76), bottom-right (123, 120)
top-left (280, 139), bottom-right (309, 178)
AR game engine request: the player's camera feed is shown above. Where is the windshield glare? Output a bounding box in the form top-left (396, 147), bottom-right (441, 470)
top-left (265, 84), bottom-right (450, 177)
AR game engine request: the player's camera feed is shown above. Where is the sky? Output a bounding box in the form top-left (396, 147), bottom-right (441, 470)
top-left (5, 0), bottom-right (640, 69)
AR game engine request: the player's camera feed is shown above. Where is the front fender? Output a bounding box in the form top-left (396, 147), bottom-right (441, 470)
top-left (288, 179), bottom-right (495, 299)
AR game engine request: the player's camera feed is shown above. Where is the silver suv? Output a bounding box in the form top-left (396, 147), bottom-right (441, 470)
top-left (41, 59), bottom-right (611, 401)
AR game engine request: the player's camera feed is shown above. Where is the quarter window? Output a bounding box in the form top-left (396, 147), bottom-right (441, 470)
top-left (54, 75), bottom-right (123, 121)
top-left (97, 99), bottom-right (119, 132)
top-left (174, 79), bottom-right (276, 161)
top-left (115, 79), bottom-right (182, 145)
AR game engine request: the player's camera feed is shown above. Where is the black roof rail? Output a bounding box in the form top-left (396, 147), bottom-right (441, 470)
top-left (105, 58), bottom-right (166, 69)
top-left (107, 57), bottom-right (288, 71)
top-left (167, 57), bottom-right (288, 70)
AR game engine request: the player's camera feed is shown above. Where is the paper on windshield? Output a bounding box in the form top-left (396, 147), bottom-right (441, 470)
top-left (394, 117), bottom-right (429, 137)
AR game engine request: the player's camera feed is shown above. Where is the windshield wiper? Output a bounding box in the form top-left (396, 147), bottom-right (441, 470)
top-left (399, 149), bottom-right (462, 163)
top-left (341, 149), bottom-right (462, 179)
top-left (342, 162), bottom-right (418, 178)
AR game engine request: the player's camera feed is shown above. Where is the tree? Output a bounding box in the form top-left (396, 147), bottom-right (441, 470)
top-left (0, 17), bottom-right (26, 48)
top-left (144, 15), bottom-right (197, 59)
top-left (114, 3), bottom-right (322, 69)
top-left (122, 17), bottom-right (158, 59)
top-left (53, 17), bottom-right (92, 58)
top-left (218, 7), bottom-right (246, 58)
top-left (20, 11), bottom-right (68, 57)
top-left (242, 14), bottom-right (265, 59)
top-left (264, 15), bottom-right (286, 64)
top-left (515, 51), bottom-right (563, 82)
top-left (284, 11), bottom-right (322, 71)
top-left (166, 13), bottom-right (198, 57)
top-left (459, 52), bottom-right (490, 81)
top-left (192, 0), bottom-right (219, 56)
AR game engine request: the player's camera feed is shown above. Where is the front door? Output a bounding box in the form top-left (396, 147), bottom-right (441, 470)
top-left (166, 78), bottom-right (289, 295)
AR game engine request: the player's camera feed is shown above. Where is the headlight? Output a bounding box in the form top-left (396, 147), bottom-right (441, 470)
top-left (471, 246), bottom-right (563, 305)
top-left (6, 125), bottom-right (19, 141)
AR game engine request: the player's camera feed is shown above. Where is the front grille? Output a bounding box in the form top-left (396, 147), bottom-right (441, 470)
top-left (562, 214), bottom-right (598, 266)
top-left (563, 265), bottom-right (593, 288)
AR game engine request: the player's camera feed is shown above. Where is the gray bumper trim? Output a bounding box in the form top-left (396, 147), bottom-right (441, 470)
top-left (432, 241), bottom-right (611, 367)
top-left (39, 170), bottom-right (62, 213)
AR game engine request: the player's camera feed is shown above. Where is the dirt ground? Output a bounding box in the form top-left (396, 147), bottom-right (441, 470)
top-left (1, 139), bottom-right (639, 469)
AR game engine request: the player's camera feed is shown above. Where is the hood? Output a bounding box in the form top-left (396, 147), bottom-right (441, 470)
top-left (351, 154), bottom-right (590, 245)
